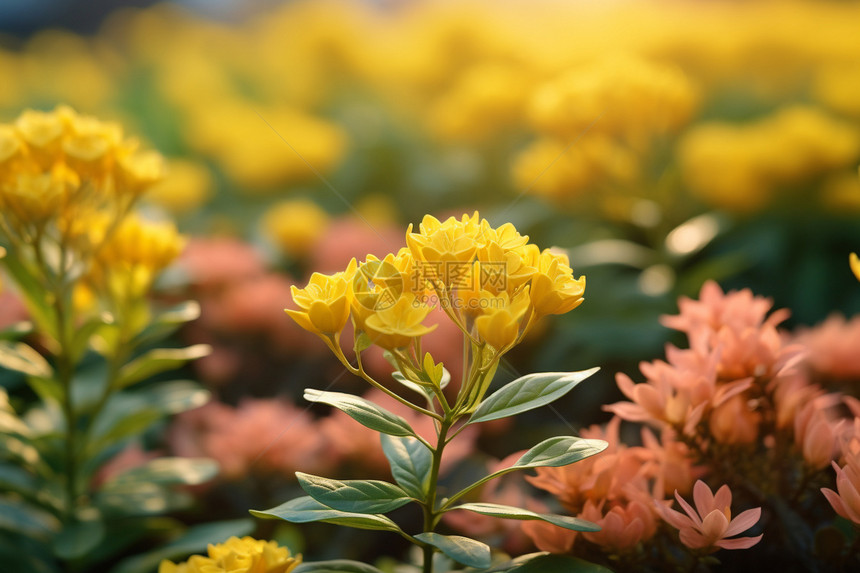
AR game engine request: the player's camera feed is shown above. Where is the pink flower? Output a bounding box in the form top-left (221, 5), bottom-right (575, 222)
top-left (180, 238), bottom-right (266, 289)
top-left (793, 314), bottom-right (860, 380)
top-left (580, 498), bottom-right (657, 551)
top-left (661, 280), bottom-right (798, 380)
top-left (822, 421), bottom-right (860, 524)
top-left (655, 480), bottom-right (762, 552)
top-left (521, 519), bottom-right (577, 554)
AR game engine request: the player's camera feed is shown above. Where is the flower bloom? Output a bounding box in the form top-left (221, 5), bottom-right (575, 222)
top-left (851, 253), bottom-right (860, 282)
top-left (285, 263), bottom-right (355, 337)
top-left (159, 536), bottom-right (300, 573)
top-left (822, 432), bottom-right (860, 524)
top-left (655, 480), bottom-right (762, 552)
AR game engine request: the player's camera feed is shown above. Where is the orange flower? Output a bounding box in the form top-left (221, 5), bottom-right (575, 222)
top-left (655, 480), bottom-right (762, 552)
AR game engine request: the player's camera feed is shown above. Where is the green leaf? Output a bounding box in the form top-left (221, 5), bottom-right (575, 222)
top-left (413, 533), bottom-right (490, 569)
top-left (105, 458), bottom-right (218, 488)
top-left (391, 371), bottom-right (432, 400)
top-left (467, 368), bottom-right (599, 425)
top-left (251, 496), bottom-right (405, 534)
top-left (109, 519), bottom-right (254, 573)
top-left (0, 497), bottom-right (60, 538)
top-left (87, 380), bottom-right (209, 457)
top-left (0, 341), bottom-right (52, 378)
top-left (380, 434), bottom-right (431, 500)
top-left (53, 519), bottom-right (105, 560)
top-left (507, 554), bottom-right (614, 573)
top-left (294, 560), bottom-right (386, 573)
top-left (296, 472), bottom-right (412, 514)
top-left (303, 389), bottom-right (416, 437)
top-left (511, 436), bottom-right (607, 471)
top-left (116, 344), bottom-right (211, 389)
top-left (354, 331), bottom-right (373, 353)
top-left (134, 301), bottom-right (202, 347)
top-left (451, 503), bottom-right (599, 532)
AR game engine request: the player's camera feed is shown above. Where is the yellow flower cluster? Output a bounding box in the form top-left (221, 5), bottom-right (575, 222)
top-left (0, 105), bottom-right (164, 246)
top-left (262, 199), bottom-right (331, 259)
top-left (159, 536), bottom-right (300, 573)
top-left (680, 106), bottom-right (860, 212)
top-left (286, 213), bottom-right (585, 357)
top-left (512, 54), bottom-right (697, 208)
top-left (91, 213), bottom-right (185, 299)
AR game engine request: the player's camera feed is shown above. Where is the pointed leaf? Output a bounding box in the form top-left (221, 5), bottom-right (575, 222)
top-left (512, 437), bottom-right (607, 470)
top-left (294, 560), bottom-right (385, 573)
top-left (251, 496), bottom-right (405, 534)
top-left (116, 345), bottom-right (211, 389)
top-left (53, 519), bottom-right (105, 560)
top-left (452, 502), bottom-right (599, 532)
top-left (467, 368), bottom-right (599, 424)
top-left (296, 472), bottom-right (412, 514)
top-left (380, 434), bottom-right (431, 500)
top-left (304, 389), bottom-right (416, 437)
top-left (413, 533), bottom-right (490, 569)
top-left (0, 341), bottom-right (52, 378)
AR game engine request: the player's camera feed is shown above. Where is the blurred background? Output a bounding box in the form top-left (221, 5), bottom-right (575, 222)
top-left (1, 0), bottom-right (860, 567)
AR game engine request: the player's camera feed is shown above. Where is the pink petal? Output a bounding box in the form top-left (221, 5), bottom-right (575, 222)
top-left (713, 484), bottom-right (732, 512)
top-left (725, 507), bottom-right (761, 537)
top-left (716, 534), bottom-right (763, 550)
top-left (693, 480), bottom-right (715, 516)
top-left (701, 509), bottom-right (730, 541)
top-left (675, 490), bottom-right (703, 528)
top-left (679, 527), bottom-right (710, 549)
top-left (654, 501), bottom-right (693, 531)
top-left (822, 488), bottom-right (851, 521)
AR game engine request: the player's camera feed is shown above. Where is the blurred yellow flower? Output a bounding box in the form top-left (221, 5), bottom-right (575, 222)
top-left (528, 54), bottom-right (699, 146)
top-left (159, 536), bottom-right (300, 573)
top-left (93, 213), bottom-right (185, 298)
top-left (144, 159), bottom-right (212, 215)
top-left (851, 253), bottom-right (860, 283)
top-left (262, 199), bottom-right (331, 258)
top-left (286, 264), bottom-right (355, 337)
top-left (680, 106), bottom-right (860, 212)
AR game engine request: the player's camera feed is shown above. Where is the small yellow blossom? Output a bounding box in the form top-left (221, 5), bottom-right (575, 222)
top-left (364, 293), bottom-right (437, 350)
top-left (851, 253), bottom-right (860, 283)
top-left (350, 253), bottom-right (411, 328)
top-left (286, 263), bottom-right (355, 337)
top-left (530, 249), bottom-right (586, 317)
top-left (158, 536), bottom-right (300, 573)
top-left (262, 199), bottom-right (331, 258)
top-left (475, 288), bottom-right (531, 351)
top-left (406, 213), bottom-right (481, 268)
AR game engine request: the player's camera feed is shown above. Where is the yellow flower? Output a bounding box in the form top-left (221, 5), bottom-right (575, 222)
top-left (364, 293), bottom-right (437, 350)
top-left (159, 536), bottom-right (300, 573)
top-left (350, 252), bottom-right (411, 329)
top-left (145, 158), bottom-right (213, 214)
top-left (262, 199), bottom-right (330, 258)
top-left (851, 253), bottom-right (860, 283)
top-left (406, 213), bottom-right (481, 268)
top-left (286, 263), bottom-right (355, 336)
top-left (475, 288), bottom-right (531, 351)
top-left (92, 213), bottom-right (185, 300)
top-left (530, 249), bottom-right (586, 316)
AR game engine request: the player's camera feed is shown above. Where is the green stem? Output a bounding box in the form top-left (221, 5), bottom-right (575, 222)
top-left (53, 286), bottom-right (78, 521)
top-left (422, 417), bottom-right (453, 573)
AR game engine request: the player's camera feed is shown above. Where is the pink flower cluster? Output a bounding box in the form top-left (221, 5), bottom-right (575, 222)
top-left (168, 389), bottom-right (477, 482)
top-left (522, 281), bottom-right (860, 563)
